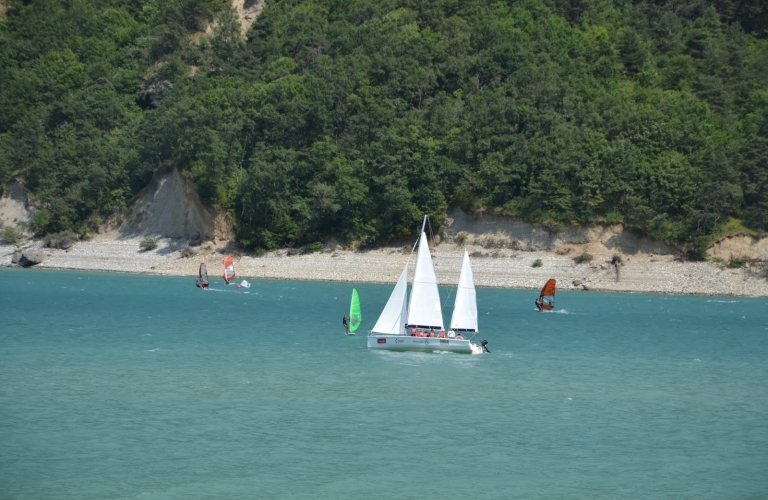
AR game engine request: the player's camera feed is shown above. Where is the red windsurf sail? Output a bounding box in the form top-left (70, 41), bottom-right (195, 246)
top-left (538, 279), bottom-right (556, 311)
top-left (223, 255), bottom-right (235, 284)
top-left (198, 262), bottom-right (209, 289)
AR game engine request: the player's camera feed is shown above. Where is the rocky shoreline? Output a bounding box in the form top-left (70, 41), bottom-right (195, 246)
top-left (2, 231), bottom-right (768, 297)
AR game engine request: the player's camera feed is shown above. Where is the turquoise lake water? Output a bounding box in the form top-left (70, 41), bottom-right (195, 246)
top-left (1, 268), bottom-right (767, 499)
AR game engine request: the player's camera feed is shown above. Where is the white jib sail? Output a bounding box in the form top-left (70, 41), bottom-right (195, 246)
top-left (407, 231), bottom-right (444, 330)
top-left (372, 264), bottom-right (409, 335)
top-left (450, 249), bottom-right (478, 332)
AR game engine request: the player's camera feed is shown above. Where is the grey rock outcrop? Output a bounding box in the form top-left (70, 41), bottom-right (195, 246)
top-left (20, 249), bottom-right (44, 267)
top-left (236, 0), bottom-right (265, 37)
top-left (11, 250), bottom-right (21, 264)
top-left (142, 80), bottom-right (173, 107)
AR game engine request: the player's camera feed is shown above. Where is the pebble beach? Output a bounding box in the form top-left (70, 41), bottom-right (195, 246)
top-left (3, 231), bottom-right (768, 297)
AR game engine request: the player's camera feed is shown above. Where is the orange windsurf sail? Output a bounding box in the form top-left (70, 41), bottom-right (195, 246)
top-left (538, 278), bottom-right (556, 311)
top-left (223, 255), bottom-right (235, 284)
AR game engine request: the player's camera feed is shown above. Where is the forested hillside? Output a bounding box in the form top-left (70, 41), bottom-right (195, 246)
top-left (1, 0), bottom-right (767, 255)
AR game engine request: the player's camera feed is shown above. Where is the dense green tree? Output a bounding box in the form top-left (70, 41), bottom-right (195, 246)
top-left (1, 0), bottom-right (767, 254)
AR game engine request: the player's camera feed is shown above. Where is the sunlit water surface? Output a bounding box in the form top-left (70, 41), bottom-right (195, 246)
top-left (1, 268), bottom-right (766, 499)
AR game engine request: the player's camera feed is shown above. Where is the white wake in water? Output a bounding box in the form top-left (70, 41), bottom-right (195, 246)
top-left (552, 309), bottom-right (571, 314)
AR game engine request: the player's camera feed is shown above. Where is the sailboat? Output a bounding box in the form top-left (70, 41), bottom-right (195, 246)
top-left (223, 255), bottom-right (235, 284)
top-left (367, 215), bottom-right (486, 354)
top-left (196, 262), bottom-right (209, 289)
top-left (536, 278), bottom-right (556, 311)
top-left (347, 288), bottom-right (362, 335)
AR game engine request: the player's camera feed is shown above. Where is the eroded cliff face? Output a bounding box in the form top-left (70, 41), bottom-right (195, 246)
top-left (444, 209), bottom-right (768, 260)
top-left (444, 208), bottom-right (680, 257)
top-left (122, 169), bottom-right (231, 244)
top-left (708, 234), bottom-right (768, 261)
top-left (0, 180), bottom-right (34, 233)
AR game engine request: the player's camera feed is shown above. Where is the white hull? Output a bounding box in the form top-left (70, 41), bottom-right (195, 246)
top-left (367, 335), bottom-right (483, 354)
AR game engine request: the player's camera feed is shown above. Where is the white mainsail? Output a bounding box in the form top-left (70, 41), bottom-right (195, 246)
top-left (372, 264), bottom-right (409, 335)
top-left (407, 231), bottom-right (444, 330)
top-left (450, 249), bottom-right (478, 332)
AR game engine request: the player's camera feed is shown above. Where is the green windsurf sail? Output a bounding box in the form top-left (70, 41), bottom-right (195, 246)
top-left (349, 288), bottom-right (362, 333)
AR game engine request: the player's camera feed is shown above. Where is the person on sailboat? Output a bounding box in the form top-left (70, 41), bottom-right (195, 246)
top-left (343, 314), bottom-right (349, 335)
top-left (535, 298), bottom-right (544, 311)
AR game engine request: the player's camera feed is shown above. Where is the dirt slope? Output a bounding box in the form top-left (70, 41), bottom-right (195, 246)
top-left (444, 208), bottom-right (679, 258)
top-left (121, 168), bottom-right (218, 243)
top-left (708, 234), bottom-right (768, 260)
top-left (0, 180), bottom-right (33, 233)
top-left (234, 0), bottom-right (264, 37)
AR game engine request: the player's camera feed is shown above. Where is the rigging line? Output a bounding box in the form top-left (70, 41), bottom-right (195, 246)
top-left (411, 214), bottom-right (425, 254)
top-left (410, 235), bottom-right (419, 254)
top-left (426, 214), bottom-right (435, 245)
top-left (442, 286), bottom-right (454, 316)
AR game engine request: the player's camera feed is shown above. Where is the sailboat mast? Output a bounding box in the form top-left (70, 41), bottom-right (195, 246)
top-left (410, 215), bottom-right (429, 255)
top-left (406, 215), bottom-right (428, 322)
top-left (407, 214), bottom-right (428, 317)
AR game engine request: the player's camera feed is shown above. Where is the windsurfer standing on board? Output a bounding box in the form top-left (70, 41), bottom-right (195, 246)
top-left (535, 298), bottom-right (543, 311)
top-left (343, 314), bottom-right (349, 335)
